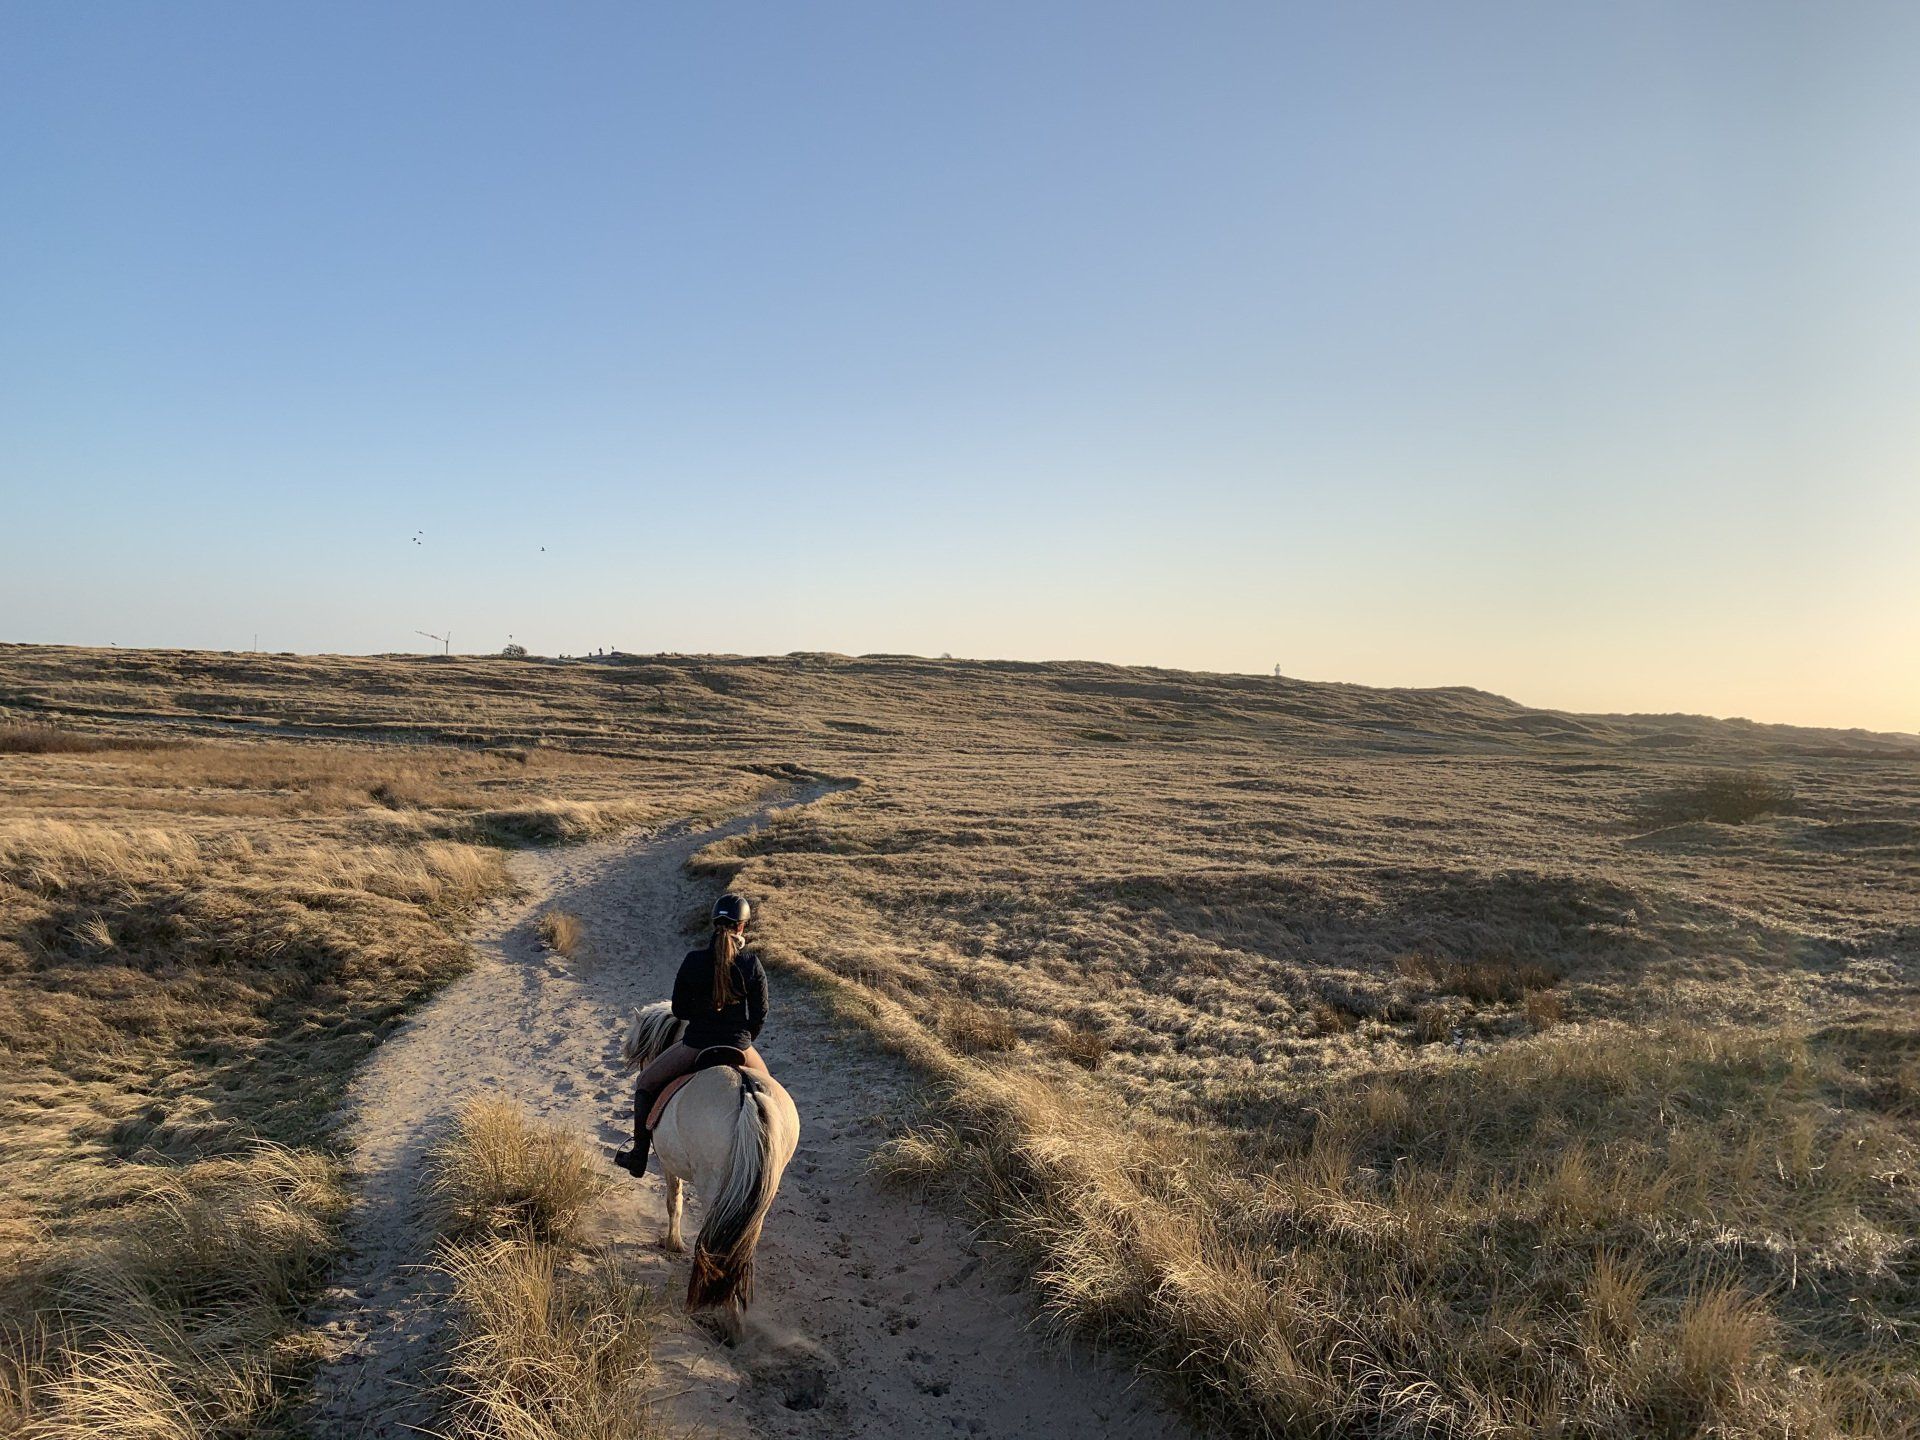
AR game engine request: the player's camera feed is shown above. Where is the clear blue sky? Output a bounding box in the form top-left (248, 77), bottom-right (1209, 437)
top-left (4, 3), bottom-right (1916, 731)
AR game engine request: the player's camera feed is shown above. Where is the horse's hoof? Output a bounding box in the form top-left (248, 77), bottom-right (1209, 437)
top-left (691, 1307), bottom-right (744, 1346)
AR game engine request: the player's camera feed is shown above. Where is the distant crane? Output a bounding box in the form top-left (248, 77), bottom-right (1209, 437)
top-left (416, 629), bottom-right (452, 656)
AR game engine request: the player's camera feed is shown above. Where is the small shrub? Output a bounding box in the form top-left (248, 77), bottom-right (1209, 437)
top-left (537, 910), bottom-right (582, 958)
top-left (1642, 769), bottom-right (1797, 826)
top-left (1524, 988), bottom-right (1564, 1028)
top-left (1309, 998), bottom-right (1360, 1034)
top-left (943, 1002), bottom-right (1019, 1055)
top-left (1400, 948), bottom-right (1557, 1005)
top-left (470, 802), bottom-right (636, 846)
top-left (500, 644), bottom-right (528, 659)
top-left (1415, 1000), bottom-right (1459, 1044)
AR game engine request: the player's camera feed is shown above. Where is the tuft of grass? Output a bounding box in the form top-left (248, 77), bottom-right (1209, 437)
top-left (424, 1099), bottom-right (608, 1244)
top-left (1054, 1022), bottom-right (1110, 1071)
top-left (2, 1146), bottom-right (348, 1439)
top-left (426, 1099), bottom-right (661, 1440)
top-left (537, 909), bottom-right (583, 958)
top-left (1413, 999), bottom-right (1459, 1044)
top-left (1670, 1282), bottom-right (1774, 1410)
top-left (942, 1002), bottom-right (1019, 1055)
top-left (1309, 995), bottom-right (1362, 1034)
top-left (437, 1236), bottom-right (659, 1440)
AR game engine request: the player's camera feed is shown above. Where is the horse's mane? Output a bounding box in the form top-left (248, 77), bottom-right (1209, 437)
top-left (623, 1000), bottom-right (688, 1069)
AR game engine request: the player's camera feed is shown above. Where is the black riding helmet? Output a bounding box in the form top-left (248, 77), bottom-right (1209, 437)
top-left (712, 892), bottom-right (751, 928)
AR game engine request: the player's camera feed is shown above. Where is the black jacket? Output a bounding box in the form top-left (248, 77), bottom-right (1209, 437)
top-left (670, 944), bottom-right (768, 1050)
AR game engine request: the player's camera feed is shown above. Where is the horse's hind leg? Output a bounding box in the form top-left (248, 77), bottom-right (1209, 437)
top-left (663, 1175), bottom-right (686, 1252)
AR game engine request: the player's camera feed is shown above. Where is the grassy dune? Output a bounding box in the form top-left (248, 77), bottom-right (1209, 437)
top-left (3, 644), bottom-right (1915, 1436)
top-left (0, 707), bottom-right (757, 1435)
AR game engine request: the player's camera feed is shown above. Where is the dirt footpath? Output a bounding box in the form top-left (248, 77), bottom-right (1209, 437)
top-left (305, 787), bottom-right (1179, 1439)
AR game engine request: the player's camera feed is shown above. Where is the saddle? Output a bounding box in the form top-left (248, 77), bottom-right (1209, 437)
top-left (646, 1045), bottom-right (761, 1129)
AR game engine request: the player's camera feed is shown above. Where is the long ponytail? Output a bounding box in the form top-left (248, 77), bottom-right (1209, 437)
top-left (710, 922), bottom-right (742, 1010)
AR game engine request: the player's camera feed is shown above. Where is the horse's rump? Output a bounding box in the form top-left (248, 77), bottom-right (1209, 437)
top-left (646, 1045), bottom-right (768, 1128)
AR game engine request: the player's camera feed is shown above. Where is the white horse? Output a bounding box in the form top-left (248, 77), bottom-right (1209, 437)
top-left (621, 1002), bottom-right (800, 1330)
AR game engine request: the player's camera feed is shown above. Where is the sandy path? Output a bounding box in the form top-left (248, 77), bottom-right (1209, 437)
top-left (306, 787), bottom-right (1178, 1439)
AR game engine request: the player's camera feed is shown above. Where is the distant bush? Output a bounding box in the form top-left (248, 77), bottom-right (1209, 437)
top-left (1398, 949), bottom-right (1558, 1005)
top-left (467, 801), bottom-right (639, 846)
top-left (0, 724), bottom-right (170, 755)
top-left (1642, 769), bottom-right (1797, 826)
top-left (500, 644), bottom-right (528, 658)
top-left (1524, 988), bottom-right (1564, 1029)
top-left (1309, 997), bottom-right (1361, 1034)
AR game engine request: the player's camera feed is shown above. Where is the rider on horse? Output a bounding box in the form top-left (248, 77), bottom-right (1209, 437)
top-left (615, 892), bottom-right (768, 1178)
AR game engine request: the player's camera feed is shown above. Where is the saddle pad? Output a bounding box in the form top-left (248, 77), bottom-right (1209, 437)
top-left (648, 1074), bottom-right (698, 1129)
top-left (646, 1046), bottom-right (767, 1128)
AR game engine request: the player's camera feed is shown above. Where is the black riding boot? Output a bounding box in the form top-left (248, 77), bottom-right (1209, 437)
top-left (614, 1088), bottom-right (655, 1178)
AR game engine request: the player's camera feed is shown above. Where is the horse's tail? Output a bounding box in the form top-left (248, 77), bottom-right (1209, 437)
top-left (623, 1001), bottom-right (687, 1069)
top-left (687, 1071), bottom-right (778, 1312)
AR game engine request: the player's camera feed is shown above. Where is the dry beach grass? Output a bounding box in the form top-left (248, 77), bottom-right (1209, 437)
top-left (0, 700), bottom-right (756, 1435)
top-left (2, 642), bottom-right (1916, 1437)
top-left (425, 1099), bottom-right (661, 1440)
